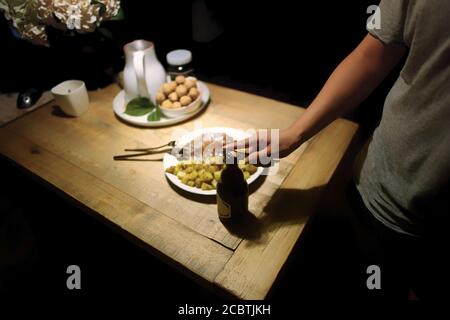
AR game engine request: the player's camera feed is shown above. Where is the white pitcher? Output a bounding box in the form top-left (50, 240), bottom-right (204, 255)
top-left (123, 40), bottom-right (166, 104)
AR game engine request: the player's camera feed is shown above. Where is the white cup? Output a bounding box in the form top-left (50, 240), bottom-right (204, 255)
top-left (51, 80), bottom-right (89, 117)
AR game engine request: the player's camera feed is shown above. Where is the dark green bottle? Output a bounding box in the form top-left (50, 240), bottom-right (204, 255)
top-left (216, 153), bottom-right (249, 221)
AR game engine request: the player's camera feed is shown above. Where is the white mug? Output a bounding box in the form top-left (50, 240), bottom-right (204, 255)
top-left (51, 80), bottom-right (89, 117)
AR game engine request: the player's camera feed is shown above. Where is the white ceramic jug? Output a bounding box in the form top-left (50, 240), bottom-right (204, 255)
top-left (123, 40), bottom-right (166, 104)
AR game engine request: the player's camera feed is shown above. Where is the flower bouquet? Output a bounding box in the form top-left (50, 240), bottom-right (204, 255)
top-left (0, 0), bottom-right (122, 45)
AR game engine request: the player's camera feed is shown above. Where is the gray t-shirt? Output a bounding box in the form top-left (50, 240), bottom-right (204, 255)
top-left (355, 0), bottom-right (450, 236)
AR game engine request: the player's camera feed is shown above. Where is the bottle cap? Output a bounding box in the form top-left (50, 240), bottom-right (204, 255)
top-left (166, 49), bottom-right (192, 66)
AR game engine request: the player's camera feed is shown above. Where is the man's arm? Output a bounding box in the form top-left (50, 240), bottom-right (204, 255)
top-left (232, 34), bottom-right (406, 162)
top-left (285, 34), bottom-right (406, 148)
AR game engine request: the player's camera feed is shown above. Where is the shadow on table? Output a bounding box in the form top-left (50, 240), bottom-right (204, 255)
top-left (51, 105), bottom-right (72, 118)
top-left (165, 176), bottom-right (321, 243)
top-left (266, 184), bottom-right (323, 209)
top-left (235, 186), bottom-right (326, 245)
top-left (220, 186), bottom-right (325, 243)
top-left (165, 174), bottom-right (269, 241)
top-left (221, 210), bottom-right (264, 242)
top-left (262, 186), bottom-right (324, 226)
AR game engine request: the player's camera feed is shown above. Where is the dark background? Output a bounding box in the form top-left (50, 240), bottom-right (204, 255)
top-left (0, 0), bottom-right (402, 302)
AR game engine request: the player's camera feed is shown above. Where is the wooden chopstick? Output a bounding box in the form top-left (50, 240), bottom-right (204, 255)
top-left (113, 148), bottom-right (172, 160)
top-left (124, 141), bottom-right (176, 152)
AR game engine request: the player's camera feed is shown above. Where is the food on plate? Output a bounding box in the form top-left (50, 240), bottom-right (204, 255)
top-left (157, 77), bottom-right (200, 109)
top-left (165, 159), bottom-right (258, 190)
top-left (175, 75), bottom-right (185, 84)
top-left (175, 132), bottom-right (235, 160)
top-left (175, 84), bottom-right (188, 97)
top-left (161, 100), bottom-right (172, 108)
top-left (168, 92), bottom-right (178, 102)
top-left (188, 87), bottom-right (199, 100)
top-left (156, 91), bottom-right (166, 104)
top-left (179, 95), bottom-right (192, 106)
top-left (172, 101), bottom-right (182, 108)
top-left (162, 83), bottom-right (173, 95)
top-left (184, 78), bottom-right (196, 90)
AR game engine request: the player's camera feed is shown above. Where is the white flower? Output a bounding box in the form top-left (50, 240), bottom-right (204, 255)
top-left (1, 0), bottom-right (121, 45)
top-left (54, 11), bottom-right (65, 21)
top-left (29, 25), bottom-right (43, 35)
top-left (66, 4), bottom-right (81, 29)
top-left (67, 4), bottom-right (81, 16)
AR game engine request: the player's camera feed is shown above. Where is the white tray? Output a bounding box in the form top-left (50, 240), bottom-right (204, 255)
top-left (113, 81), bottom-right (210, 127)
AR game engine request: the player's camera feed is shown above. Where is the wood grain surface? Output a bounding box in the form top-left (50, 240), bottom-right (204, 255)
top-left (0, 83), bottom-right (358, 298)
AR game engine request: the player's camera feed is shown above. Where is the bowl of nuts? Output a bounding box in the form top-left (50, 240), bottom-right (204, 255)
top-left (156, 75), bottom-right (202, 118)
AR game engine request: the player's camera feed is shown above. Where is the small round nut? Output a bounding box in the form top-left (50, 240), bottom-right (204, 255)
top-left (156, 91), bottom-right (166, 104)
top-left (175, 85), bottom-right (188, 97)
top-left (169, 81), bottom-right (177, 91)
top-left (168, 92), bottom-right (178, 102)
top-left (175, 75), bottom-right (185, 84)
top-left (188, 87), bottom-right (199, 100)
top-left (161, 99), bottom-right (172, 108)
top-left (179, 95), bottom-right (192, 106)
top-left (184, 79), bottom-right (196, 90)
top-left (162, 83), bottom-right (174, 95)
top-left (172, 101), bottom-right (182, 108)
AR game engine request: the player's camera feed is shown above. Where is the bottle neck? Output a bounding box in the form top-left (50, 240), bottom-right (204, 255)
top-left (221, 162), bottom-right (244, 186)
top-left (225, 162), bottom-right (239, 169)
top-left (223, 151), bottom-right (240, 166)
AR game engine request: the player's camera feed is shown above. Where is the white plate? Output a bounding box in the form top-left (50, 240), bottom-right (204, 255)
top-left (163, 127), bottom-right (264, 196)
top-left (113, 81), bottom-right (210, 127)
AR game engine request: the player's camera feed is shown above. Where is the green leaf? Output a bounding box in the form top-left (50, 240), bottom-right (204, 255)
top-left (124, 97), bottom-right (154, 116)
top-left (147, 107), bottom-right (162, 122)
top-left (98, 3), bottom-right (106, 16)
top-left (111, 7), bottom-right (125, 21)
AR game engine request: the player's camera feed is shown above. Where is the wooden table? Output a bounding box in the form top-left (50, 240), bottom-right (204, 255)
top-left (0, 83), bottom-right (358, 299)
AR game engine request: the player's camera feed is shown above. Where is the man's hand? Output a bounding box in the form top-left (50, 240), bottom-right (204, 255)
top-left (225, 127), bottom-right (302, 165)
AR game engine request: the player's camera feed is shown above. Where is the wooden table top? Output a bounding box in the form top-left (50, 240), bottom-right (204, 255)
top-left (0, 83), bottom-right (358, 299)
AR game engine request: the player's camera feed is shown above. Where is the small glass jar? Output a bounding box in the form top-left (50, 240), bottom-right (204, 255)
top-left (166, 49), bottom-right (194, 80)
